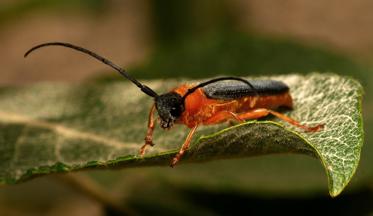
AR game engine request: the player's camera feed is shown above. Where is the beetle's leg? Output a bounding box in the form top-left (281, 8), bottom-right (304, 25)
top-left (238, 108), bottom-right (323, 132)
top-left (170, 125), bottom-right (198, 167)
top-left (139, 104), bottom-right (156, 156)
top-left (204, 111), bottom-right (244, 124)
top-left (209, 102), bottom-right (243, 126)
top-left (210, 101), bottom-right (238, 112)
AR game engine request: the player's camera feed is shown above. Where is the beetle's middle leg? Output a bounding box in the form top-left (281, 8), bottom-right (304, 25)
top-left (140, 104), bottom-right (156, 156)
top-left (206, 102), bottom-right (243, 126)
top-left (204, 111), bottom-right (244, 124)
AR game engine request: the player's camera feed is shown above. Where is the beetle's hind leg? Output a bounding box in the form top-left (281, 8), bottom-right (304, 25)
top-left (238, 108), bottom-right (323, 132)
top-left (140, 104), bottom-right (156, 156)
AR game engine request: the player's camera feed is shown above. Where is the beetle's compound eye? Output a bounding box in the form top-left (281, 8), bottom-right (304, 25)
top-left (170, 107), bottom-right (181, 117)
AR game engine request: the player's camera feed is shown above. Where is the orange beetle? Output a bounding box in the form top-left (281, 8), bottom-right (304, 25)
top-left (25, 42), bottom-right (323, 167)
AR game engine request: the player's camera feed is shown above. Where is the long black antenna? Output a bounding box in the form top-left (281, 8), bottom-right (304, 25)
top-left (24, 42), bottom-right (158, 98)
top-left (182, 76), bottom-right (258, 101)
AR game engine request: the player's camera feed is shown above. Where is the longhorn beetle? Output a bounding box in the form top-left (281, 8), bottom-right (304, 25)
top-left (24, 42), bottom-right (324, 167)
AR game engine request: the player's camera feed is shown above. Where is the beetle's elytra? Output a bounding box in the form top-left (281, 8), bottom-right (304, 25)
top-left (25, 42), bottom-right (323, 167)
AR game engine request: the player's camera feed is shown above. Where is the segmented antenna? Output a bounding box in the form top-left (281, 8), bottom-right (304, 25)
top-left (182, 76), bottom-right (258, 101)
top-left (24, 42), bottom-right (158, 98)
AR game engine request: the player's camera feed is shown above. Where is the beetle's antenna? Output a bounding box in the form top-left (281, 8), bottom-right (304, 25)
top-left (24, 42), bottom-right (159, 98)
top-left (182, 76), bottom-right (258, 101)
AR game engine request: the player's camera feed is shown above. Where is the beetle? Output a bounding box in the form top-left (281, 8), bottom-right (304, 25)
top-left (25, 42), bottom-right (323, 167)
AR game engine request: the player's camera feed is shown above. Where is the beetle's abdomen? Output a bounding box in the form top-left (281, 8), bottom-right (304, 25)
top-left (203, 80), bottom-right (289, 100)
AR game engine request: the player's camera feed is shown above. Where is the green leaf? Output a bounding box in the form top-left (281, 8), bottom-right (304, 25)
top-left (0, 73), bottom-right (363, 197)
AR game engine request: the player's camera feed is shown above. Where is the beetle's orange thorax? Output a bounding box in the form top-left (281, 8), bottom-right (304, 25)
top-left (172, 84), bottom-right (211, 127)
top-left (173, 84), bottom-right (293, 128)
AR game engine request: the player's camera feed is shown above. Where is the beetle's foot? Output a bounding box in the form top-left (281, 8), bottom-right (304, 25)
top-left (227, 119), bottom-right (244, 126)
top-left (227, 120), bottom-right (236, 126)
top-left (170, 151), bottom-right (184, 168)
top-left (139, 138), bottom-right (155, 156)
top-left (304, 123), bottom-right (324, 132)
top-left (170, 156), bottom-right (179, 168)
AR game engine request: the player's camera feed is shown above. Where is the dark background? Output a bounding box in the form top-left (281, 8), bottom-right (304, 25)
top-left (0, 0), bottom-right (372, 215)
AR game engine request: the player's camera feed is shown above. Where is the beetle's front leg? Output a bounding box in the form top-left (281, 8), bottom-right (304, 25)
top-left (170, 125), bottom-right (198, 167)
top-left (140, 104), bottom-right (156, 156)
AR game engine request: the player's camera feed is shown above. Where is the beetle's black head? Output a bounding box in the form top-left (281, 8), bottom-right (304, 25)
top-left (155, 92), bottom-right (185, 129)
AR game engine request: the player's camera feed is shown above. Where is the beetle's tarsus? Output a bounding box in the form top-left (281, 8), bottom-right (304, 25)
top-left (304, 123), bottom-right (324, 132)
top-left (139, 140), bottom-right (155, 156)
top-left (170, 154), bottom-right (181, 167)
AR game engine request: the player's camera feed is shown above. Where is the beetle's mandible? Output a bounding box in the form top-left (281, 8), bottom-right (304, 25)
top-left (24, 42), bottom-right (324, 167)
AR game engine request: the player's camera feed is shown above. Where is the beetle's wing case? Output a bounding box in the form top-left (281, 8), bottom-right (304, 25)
top-left (203, 80), bottom-right (289, 100)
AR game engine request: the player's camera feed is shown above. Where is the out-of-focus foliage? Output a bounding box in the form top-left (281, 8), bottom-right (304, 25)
top-left (132, 33), bottom-right (368, 81)
top-left (0, 0), bottom-right (105, 25)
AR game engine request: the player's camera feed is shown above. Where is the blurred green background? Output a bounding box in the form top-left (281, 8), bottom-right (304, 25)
top-left (0, 0), bottom-right (372, 215)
